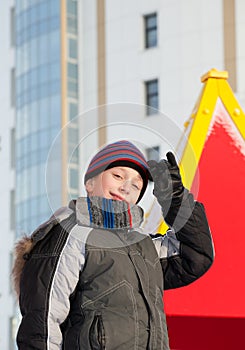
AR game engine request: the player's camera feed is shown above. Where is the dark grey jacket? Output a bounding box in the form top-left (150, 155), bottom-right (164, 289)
top-left (14, 195), bottom-right (214, 350)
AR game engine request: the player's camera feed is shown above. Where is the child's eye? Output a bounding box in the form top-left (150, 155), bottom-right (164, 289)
top-left (113, 173), bottom-right (123, 180)
top-left (132, 184), bottom-right (140, 190)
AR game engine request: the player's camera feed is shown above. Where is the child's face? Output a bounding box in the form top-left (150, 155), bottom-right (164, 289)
top-left (85, 166), bottom-right (143, 204)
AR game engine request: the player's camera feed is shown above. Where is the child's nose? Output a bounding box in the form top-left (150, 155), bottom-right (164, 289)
top-left (120, 181), bottom-right (130, 194)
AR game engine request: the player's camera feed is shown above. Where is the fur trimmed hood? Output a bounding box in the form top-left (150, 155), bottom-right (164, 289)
top-left (12, 236), bottom-right (34, 298)
top-left (11, 206), bottom-right (74, 299)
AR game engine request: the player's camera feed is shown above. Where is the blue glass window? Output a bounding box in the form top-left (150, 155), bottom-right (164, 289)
top-left (39, 34), bottom-right (49, 65)
top-left (68, 38), bottom-right (78, 59)
top-left (49, 16), bottom-right (59, 32)
top-left (30, 38), bottom-right (38, 67)
top-left (30, 86), bottom-right (39, 103)
top-left (146, 146), bottom-right (160, 161)
top-left (50, 62), bottom-right (60, 81)
top-left (50, 80), bottom-right (60, 95)
top-left (39, 64), bottom-right (49, 84)
top-left (30, 166), bottom-right (39, 197)
top-left (50, 30), bottom-right (60, 61)
top-left (50, 94), bottom-right (60, 120)
top-left (30, 132), bottom-right (39, 151)
top-left (39, 1), bottom-right (49, 21)
top-left (39, 129), bottom-right (50, 149)
top-left (69, 168), bottom-right (78, 189)
top-left (69, 146), bottom-right (79, 163)
top-left (30, 68), bottom-right (38, 87)
top-left (39, 97), bottom-right (50, 129)
top-left (30, 101), bottom-right (39, 132)
top-left (144, 13), bottom-right (157, 49)
top-left (69, 102), bottom-right (78, 120)
top-left (49, 1), bottom-right (59, 16)
top-left (68, 127), bottom-right (78, 144)
top-left (39, 82), bottom-right (48, 99)
top-left (67, 17), bottom-right (77, 34)
top-left (68, 81), bottom-right (78, 97)
top-left (145, 79), bottom-right (159, 115)
top-left (67, 0), bottom-right (77, 15)
top-left (16, 203), bottom-right (22, 224)
top-left (68, 63), bottom-right (78, 79)
top-left (29, 5), bottom-right (38, 24)
top-left (39, 194), bottom-right (50, 214)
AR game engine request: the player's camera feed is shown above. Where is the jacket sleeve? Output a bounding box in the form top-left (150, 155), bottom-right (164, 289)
top-left (17, 223), bottom-right (90, 350)
top-left (152, 193), bottom-right (214, 290)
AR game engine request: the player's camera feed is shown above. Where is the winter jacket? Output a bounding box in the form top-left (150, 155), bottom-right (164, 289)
top-left (13, 195), bottom-right (214, 350)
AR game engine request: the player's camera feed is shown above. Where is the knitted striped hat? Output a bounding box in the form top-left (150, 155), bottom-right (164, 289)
top-left (84, 140), bottom-right (151, 203)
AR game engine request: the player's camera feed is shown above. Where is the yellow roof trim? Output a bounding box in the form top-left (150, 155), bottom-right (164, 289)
top-left (201, 68), bottom-right (229, 82)
top-left (180, 77), bottom-right (218, 189)
top-left (218, 79), bottom-right (245, 140)
top-left (157, 68), bottom-right (245, 234)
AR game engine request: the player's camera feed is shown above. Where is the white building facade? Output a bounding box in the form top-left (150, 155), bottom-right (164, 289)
top-left (80, 0), bottom-right (245, 172)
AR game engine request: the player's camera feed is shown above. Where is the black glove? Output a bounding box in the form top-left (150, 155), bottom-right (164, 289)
top-left (148, 152), bottom-right (186, 225)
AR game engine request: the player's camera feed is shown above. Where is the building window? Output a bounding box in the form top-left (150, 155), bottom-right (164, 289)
top-left (146, 146), bottom-right (160, 161)
top-left (67, 0), bottom-right (77, 15)
top-left (68, 81), bottom-right (78, 98)
top-left (10, 189), bottom-right (15, 230)
top-left (68, 38), bottom-right (78, 59)
top-left (10, 7), bottom-right (15, 47)
top-left (10, 128), bottom-right (15, 169)
top-left (69, 102), bottom-right (78, 120)
top-left (67, 0), bottom-right (78, 34)
top-left (69, 168), bottom-right (78, 189)
top-left (9, 252), bottom-right (14, 294)
top-left (68, 62), bottom-right (78, 79)
top-left (144, 13), bottom-right (157, 49)
top-left (145, 79), bottom-right (159, 115)
top-left (11, 68), bottom-right (15, 107)
top-left (67, 62), bottom-right (78, 98)
top-left (68, 127), bottom-right (78, 144)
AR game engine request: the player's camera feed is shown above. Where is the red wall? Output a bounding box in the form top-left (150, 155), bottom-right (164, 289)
top-left (164, 112), bottom-right (245, 348)
top-left (167, 315), bottom-right (245, 350)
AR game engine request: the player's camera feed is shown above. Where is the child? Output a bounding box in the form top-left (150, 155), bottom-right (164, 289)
top-left (13, 140), bottom-right (214, 350)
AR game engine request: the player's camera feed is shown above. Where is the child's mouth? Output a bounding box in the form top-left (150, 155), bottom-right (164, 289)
top-left (110, 193), bottom-right (125, 201)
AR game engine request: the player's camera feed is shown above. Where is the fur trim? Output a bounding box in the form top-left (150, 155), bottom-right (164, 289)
top-left (12, 236), bottom-right (34, 299)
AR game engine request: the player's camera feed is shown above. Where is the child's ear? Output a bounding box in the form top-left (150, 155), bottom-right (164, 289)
top-left (85, 178), bottom-right (94, 194)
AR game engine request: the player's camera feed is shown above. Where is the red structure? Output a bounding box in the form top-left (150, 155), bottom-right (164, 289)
top-left (164, 69), bottom-right (245, 349)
